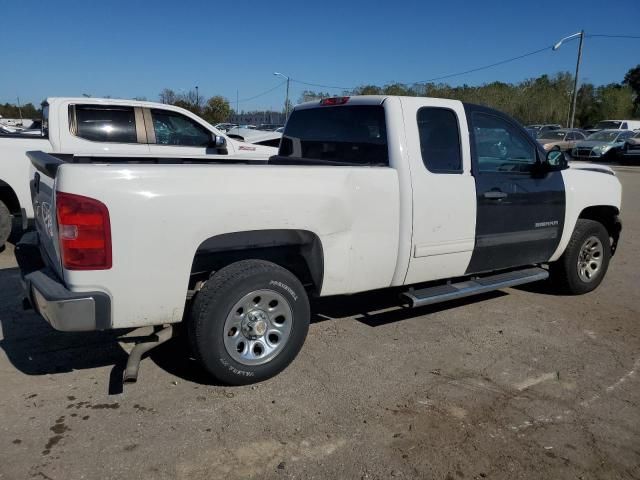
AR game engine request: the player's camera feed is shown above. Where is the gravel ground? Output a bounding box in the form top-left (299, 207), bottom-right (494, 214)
top-left (0, 167), bottom-right (639, 480)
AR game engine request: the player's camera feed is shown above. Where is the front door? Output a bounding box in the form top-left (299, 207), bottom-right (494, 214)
top-left (465, 105), bottom-right (565, 274)
top-left (145, 108), bottom-right (226, 159)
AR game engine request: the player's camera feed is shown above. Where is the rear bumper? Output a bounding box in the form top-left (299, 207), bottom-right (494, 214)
top-left (16, 232), bottom-right (111, 332)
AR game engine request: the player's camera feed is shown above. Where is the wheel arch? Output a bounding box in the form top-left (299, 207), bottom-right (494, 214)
top-left (0, 180), bottom-right (21, 214)
top-left (578, 205), bottom-right (621, 255)
top-left (189, 229), bottom-right (324, 295)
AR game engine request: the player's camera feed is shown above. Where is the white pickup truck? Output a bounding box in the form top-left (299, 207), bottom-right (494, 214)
top-left (17, 95), bottom-right (622, 385)
top-left (0, 97), bottom-right (277, 247)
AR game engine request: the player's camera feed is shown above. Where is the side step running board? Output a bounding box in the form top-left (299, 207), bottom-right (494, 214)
top-left (402, 267), bottom-right (548, 308)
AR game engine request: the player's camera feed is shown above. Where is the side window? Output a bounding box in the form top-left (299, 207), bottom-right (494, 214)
top-left (576, 132), bottom-right (586, 140)
top-left (621, 122), bottom-right (628, 129)
top-left (417, 107), bottom-right (462, 173)
top-left (472, 113), bottom-right (536, 174)
top-left (619, 131), bottom-right (633, 140)
top-left (150, 109), bottom-right (211, 147)
top-left (74, 105), bottom-right (137, 143)
top-left (566, 132), bottom-right (575, 141)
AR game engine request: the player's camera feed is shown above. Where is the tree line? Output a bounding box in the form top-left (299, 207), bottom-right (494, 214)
top-left (299, 65), bottom-right (640, 127)
top-left (0, 102), bottom-right (41, 120)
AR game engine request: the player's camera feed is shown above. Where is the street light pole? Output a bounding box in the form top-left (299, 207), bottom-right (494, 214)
top-left (273, 72), bottom-right (290, 120)
top-left (553, 30), bottom-right (584, 129)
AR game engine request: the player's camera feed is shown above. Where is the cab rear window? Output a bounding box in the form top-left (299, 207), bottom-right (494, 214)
top-left (279, 106), bottom-right (388, 166)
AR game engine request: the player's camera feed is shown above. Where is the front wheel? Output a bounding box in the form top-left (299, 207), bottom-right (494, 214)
top-left (549, 219), bottom-right (611, 295)
top-left (188, 260), bottom-right (310, 385)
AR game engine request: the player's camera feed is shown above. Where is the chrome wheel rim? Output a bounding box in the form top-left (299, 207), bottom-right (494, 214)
top-left (223, 289), bottom-right (293, 366)
top-left (577, 235), bottom-right (603, 283)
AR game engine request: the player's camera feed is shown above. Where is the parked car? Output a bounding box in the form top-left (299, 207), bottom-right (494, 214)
top-left (213, 123), bottom-right (238, 132)
top-left (525, 127), bottom-right (538, 138)
top-left (0, 97), bottom-right (278, 247)
top-left (537, 128), bottom-right (587, 152)
top-left (620, 131), bottom-right (640, 163)
top-left (526, 124), bottom-right (562, 136)
top-left (226, 127), bottom-right (282, 147)
top-left (0, 125), bottom-right (20, 134)
top-left (256, 124), bottom-right (284, 131)
top-left (571, 129), bottom-right (636, 161)
top-left (18, 95), bottom-right (622, 386)
top-left (585, 119), bottom-right (640, 135)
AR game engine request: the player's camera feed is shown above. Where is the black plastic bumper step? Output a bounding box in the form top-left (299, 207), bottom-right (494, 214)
top-left (402, 267), bottom-right (548, 308)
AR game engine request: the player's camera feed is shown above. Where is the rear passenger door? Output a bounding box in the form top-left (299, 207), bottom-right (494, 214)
top-left (465, 105), bottom-right (565, 274)
top-left (64, 104), bottom-right (151, 155)
top-left (403, 98), bottom-right (477, 284)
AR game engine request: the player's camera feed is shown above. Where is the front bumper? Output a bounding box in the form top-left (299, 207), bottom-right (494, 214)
top-left (16, 232), bottom-right (111, 332)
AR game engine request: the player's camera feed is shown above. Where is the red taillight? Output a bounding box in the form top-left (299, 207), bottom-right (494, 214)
top-left (56, 191), bottom-right (112, 270)
top-left (320, 96), bottom-right (350, 106)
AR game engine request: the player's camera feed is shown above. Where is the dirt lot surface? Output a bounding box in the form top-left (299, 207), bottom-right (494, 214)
top-left (1, 167), bottom-right (639, 480)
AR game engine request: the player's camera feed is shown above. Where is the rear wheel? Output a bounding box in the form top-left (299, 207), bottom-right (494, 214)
top-left (549, 219), bottom-right (611, 294)
top-left (0, 201), bottom-right (12, 247)
top-left (188, 259), bottom-right (310, 385)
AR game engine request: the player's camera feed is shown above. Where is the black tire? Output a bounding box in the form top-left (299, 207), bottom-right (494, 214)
top-left (549, 219), bottom-right (611, 295)
top-left (188, 259), bottom-right (310, 385)
top-left (0, 200), bottom-right (11, 247)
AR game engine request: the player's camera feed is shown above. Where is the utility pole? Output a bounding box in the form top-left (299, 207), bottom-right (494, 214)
top-left (16, 96), bottom-right (23, 124)
top-left (273, 72), bottom-right (290, 120)
top-left (570, 31), bottom-right (584, 129)
top-left (195, 86), bottom-right (199, 107)
top-left (236, 89), bottom-right (239, 123)
top-left (284, 76), bottom-right (290, 120)
top-left (553, 30), bottom-right (584, 128)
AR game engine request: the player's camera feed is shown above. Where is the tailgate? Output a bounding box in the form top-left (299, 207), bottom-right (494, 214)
top-left (27, 151), bottom-right (64, 277)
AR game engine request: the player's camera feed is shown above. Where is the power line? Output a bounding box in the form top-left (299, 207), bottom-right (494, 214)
top-left (237, 81), bottom-right (286, 103)
top-left (291, 79), bottom-right (353, 90)
top-left (412, 45), bottom-right (553, 84)
top-left (238, 33), bottom-right (639, 103)
top-left (289, 44), bottom-right (555, 90)
top-left (587, 34), bottom-right (640, 39)
top-left (288, 34), bottom-right (640, 92)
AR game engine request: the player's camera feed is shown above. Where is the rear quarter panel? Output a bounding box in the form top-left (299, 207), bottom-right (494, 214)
top-left (55, 164), bottom-right (400, 328)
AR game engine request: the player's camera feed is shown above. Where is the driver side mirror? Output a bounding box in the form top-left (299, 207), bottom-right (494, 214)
top-left (545, 146), bottom-right (567, 170)
top-left (210, 133), bottom-right (227, 149)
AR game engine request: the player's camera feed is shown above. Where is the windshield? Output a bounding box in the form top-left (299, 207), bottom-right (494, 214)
top-left (539, 131), bottom-right (566, 140)
top-left (279, 105), bottom-right (388, 165)
top-left (587, 131), bottom-right (619, 142)
top-left (594, 121), bottom-right (622, 130)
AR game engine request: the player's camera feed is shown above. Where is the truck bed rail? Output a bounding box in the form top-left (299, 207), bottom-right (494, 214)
top-left (26, 150), bottom-right (268, 177)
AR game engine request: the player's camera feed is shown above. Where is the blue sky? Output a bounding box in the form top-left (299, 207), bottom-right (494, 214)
top-left (1, 0), bottom-right (638, 111)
